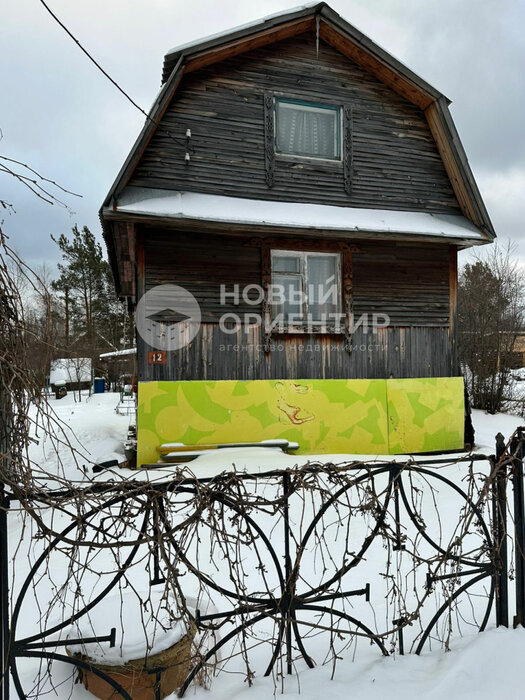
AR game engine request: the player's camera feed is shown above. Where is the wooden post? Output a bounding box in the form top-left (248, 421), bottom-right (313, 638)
top-left (449, 246), bottom-right (458, 376)
top-left (136, 232), bottom-right (146, 384)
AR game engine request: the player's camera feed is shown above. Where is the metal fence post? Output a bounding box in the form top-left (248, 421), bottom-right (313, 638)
top-left (282, 471), bottom-right (292, 676)
top-left (0, 484), bottom-right (10, 700)
top-left (149, 491), bottom-right (166, 586)
top-left (492, 433), bottom-right (508, 627)
top-left (512, 429), bottom-right (525, 628)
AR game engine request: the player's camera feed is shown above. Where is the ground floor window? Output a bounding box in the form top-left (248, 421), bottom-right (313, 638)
top-left (270, 250), bottom-right (341, 328)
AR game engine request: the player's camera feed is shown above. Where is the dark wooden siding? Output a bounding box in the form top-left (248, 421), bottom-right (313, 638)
top-left (130, 33), bottom-right (460, 214)
top-left (353, 242), bottom-right (450, 326)
top-left (143, 231), bottom-right (450, 326)
top-left (138, 230), bottom-right (454, 381)
top-left (144, 230), bottom-right (262, 320)
top-left (138, 324), bottom-right (454, 382)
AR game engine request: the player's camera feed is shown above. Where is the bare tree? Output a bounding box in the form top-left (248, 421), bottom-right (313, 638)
top-left (458, 242), bottom-right (525, 413)
top-left (0, 130), bottom-right (80, 213)
top-left (68, 356), bottom-right (92, 402)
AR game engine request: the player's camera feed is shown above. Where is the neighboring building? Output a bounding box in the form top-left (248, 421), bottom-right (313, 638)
top-left (508, 333), bottom-right (525, 370)
top-left (49, 358), bottom-right (92, 392)
top-left (101, 4), bottom-right (495, 465)
top-left (99, 348), bottom-right (137, 389)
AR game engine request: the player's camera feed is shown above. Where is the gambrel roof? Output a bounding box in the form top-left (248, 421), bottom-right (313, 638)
top-left (101, 2), bottom-right (495, 296)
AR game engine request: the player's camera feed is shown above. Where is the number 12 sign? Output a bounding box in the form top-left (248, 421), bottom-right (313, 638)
top-left (148, 351), bottom-right (166, 365)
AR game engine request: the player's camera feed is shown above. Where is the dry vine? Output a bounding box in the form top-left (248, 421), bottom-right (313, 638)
top-left (6, 453), bottom-right (502, 699)
top-left (0, 228), bottom-right (515, 699)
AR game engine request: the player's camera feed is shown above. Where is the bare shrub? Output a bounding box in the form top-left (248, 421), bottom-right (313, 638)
top-left (458, 242), bottom-right (525, 413)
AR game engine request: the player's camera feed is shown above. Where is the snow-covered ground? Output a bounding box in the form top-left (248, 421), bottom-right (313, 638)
top-left (189, 626), bottom-right (525, 700)
top-left (9, 393), bottom-right (525, 699)
top-left (28, 391), bottom-right (133, 483)
top-left (471, 407), bottom-right (523, 449)
top-left (28, 390), bottom-right (524, 483)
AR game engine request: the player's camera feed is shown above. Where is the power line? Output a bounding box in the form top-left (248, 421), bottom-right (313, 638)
top-left (38, 0), bottom-right (149, 119)
top-left (37, 0), bottom-right (189, 150)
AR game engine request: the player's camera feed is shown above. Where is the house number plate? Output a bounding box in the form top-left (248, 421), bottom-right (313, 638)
top-left (148, 351), bottom-right (167, 365)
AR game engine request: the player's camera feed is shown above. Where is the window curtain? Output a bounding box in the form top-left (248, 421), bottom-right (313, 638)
top-left (307, 256), bottom-right (338, 320)
top-left (272, 273), bottom-right (302, 320)
top-left (277, 105), bottom-right (336, 158)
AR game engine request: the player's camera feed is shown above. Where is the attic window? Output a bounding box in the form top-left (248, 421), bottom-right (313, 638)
top-left (275, 99), bottom-right (341, 161)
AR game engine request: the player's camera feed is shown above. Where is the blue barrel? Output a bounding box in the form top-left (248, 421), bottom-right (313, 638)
top-left (93, 377), bottom-right (105, 394)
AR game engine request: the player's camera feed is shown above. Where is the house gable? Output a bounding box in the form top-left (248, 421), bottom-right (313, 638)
top-left (101, 4), bottom-right (495, 298)
top-left (129, 34), bottom-right (460, 214)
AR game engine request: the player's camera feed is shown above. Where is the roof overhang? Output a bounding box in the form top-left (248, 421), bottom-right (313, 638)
top-left (103, 187), bottom-right (487, 274)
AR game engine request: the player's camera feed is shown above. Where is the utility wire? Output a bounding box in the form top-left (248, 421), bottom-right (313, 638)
top-left (38, 0), bottom-right (189, 150)
top-left (39, 0), bottom-right (148, 119)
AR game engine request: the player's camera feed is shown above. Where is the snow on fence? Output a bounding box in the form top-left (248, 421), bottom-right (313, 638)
top-left (2, 432), bottom-right (525, 699)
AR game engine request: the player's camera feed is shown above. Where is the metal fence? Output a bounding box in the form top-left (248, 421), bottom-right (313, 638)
top-left (2, 432), bottom-right (525, 699)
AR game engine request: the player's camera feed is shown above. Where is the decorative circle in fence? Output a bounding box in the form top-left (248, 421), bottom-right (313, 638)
top-left (2, 457), bottom-right (500, 699)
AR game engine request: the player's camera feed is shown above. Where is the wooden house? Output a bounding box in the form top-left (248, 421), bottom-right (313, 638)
top-left (100, 4), bottom-right (495, 465)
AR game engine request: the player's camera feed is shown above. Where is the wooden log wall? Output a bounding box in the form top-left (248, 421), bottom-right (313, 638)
top-left (129, 33), bottom-right (460, 214)
top-left (144, 230), bottom-right (262, 320)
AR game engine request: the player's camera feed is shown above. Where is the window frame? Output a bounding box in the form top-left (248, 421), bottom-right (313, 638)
top-left (270, 249), bottom-right (343, 333)
top-left (274, 97), bottom-right (343, 163)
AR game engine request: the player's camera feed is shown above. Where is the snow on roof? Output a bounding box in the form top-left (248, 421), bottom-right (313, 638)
top-left (162, 3), bottom-right (445, 98)
top-left (99, 348), bottom-right (137, 359)
top-left (112, 187), bottom-right (485, 242)
top-left (49, 358), bottom-right (92, 385)
top-left (166, 2), bottom-right (320, 56)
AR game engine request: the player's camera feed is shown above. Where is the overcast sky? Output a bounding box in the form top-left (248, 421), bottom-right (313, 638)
top-left (2, 0), bottom-right (524, 272)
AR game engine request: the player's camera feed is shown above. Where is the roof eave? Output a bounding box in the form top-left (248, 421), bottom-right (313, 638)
top-left (433, 97), bottom-right (496, 240)
top-left (162, 3), bottom-right (326, 81)
top-left (99, 211), bottom-right (122, 297)
top-left (102, 205), bottom-right (489, 249)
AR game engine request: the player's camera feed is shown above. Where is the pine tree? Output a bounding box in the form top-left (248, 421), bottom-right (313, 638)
top-left (51, 226), bottom-right (109, 341)
top-left (50, 226), bottom-right (132, 367)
